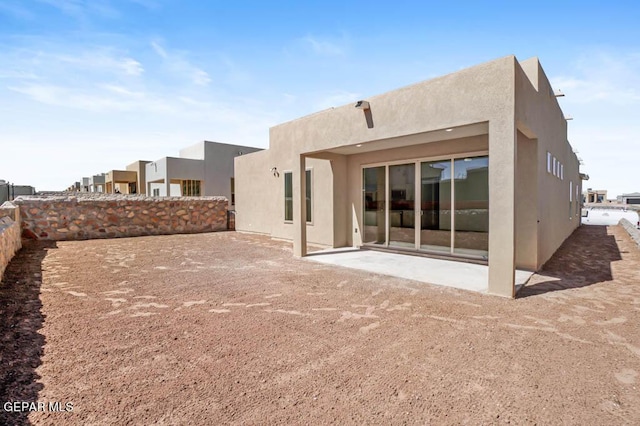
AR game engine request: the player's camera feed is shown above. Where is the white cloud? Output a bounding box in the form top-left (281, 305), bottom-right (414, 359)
top-left (36, 0), bottom-right (120, 20)
top-left (149, 40), bottom-right (211, 86)
top-left (1, 48), bottom-right (146, 78)
top-left (101, 84), bottom-right (144, 97)
top-left (551, 49), bottom-right (640, 196)
top-left (551, 51), bottom-right (640, 105)
top-left (8, 83), bottom-right (172, 113)
top-left (192, 68), bottom-right (211, 86)
top-left (303, 36), bottom-right (346, 56)
top-left (120, 58), bottom-right (144, 76)
top-left (150, 40), bottom-right (168, 59)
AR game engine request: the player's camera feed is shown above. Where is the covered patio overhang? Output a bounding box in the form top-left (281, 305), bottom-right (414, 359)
top-left (290, 119), bottom-right (519, 298)
top-left (105, 170), bottom-right (138, 194)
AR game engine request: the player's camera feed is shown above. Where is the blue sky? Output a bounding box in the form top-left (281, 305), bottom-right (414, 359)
top-left (1, 1), bottom-right (639, 196)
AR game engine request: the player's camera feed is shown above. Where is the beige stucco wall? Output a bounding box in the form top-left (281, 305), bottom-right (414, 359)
top-left (515, 131), bottom-right (539, 270)
top-left (105, 170), bottom-right (138, 194)
top-left (235, 149), bottom-right (336, 247)
top-left (126, 161), bottom-right (150, 195)
top-left (515, 58), bottom-right (582, 269)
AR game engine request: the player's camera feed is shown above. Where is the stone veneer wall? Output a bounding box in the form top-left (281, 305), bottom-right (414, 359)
top-left (13, 194), bottom-right (228, 241)
top-left (0, 202), bottom-right (22, 281)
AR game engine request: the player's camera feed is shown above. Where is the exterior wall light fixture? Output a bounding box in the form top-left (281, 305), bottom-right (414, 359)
top-left (354, 100), bottom-right (370, 110)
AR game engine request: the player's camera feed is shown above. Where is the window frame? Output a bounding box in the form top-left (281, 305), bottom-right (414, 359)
top-left (283, 169), bottom-right (313, 224)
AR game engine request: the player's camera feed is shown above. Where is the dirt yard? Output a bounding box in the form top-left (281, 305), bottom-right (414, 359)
top-left (1, 225), bottom-right (639, 425)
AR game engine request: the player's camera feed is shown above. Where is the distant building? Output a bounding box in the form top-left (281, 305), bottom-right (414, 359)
top-left (88, 174), bottom-right (106, 193)
top-left (619, 192), bottom-right (640, 205)
top-left (584, 189), bottom-right (608, 204)
top-left (145, 141), bottom-right (262, 206)
top-left (0, 180), bottom-right (36, 203)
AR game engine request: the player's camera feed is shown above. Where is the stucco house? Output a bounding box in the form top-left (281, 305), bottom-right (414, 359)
top-left (105, 169), bottom-right (138, 194)
top-left (619, 192), bottom-right (640, 205)
top-left (87, 174), bottom-right (106, 193)
top-left (235, 55), bottom-right (584, 298)
top-left (145, 141), bottom-right (262, 205)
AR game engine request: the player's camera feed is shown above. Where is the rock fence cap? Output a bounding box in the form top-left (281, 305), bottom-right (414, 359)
top-left (14, 194), bottom-right (228, 202)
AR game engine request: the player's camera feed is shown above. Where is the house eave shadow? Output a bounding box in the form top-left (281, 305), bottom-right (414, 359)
top-left (517, 225), bottom-right (621, 298)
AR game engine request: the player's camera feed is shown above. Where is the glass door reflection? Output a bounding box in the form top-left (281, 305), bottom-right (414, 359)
top-left (453, 157), bottom-right (489, 257)
top-left (420, 160), bottom-right (452, 253)
top-left (389, 163), bottom-right (415, 248)
top-left (362, 166), bottom-right (386, 245)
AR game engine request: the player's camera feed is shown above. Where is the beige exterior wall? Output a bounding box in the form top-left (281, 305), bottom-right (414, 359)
top-left (514, 58), bottom-right (582, 269)
top-left (236, 55), bottom-right (581, 298)
top-left (147, 141), bottom-right (262, 202)
top-left (126, 160), bottom-right (150, 195)
top-left (105, 170), bottom-right (138, 194)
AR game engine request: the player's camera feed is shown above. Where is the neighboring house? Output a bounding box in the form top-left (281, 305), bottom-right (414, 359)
top-left (584, 188), bottom-right (608, 204)
top-left (145, 141), bottom-right (262, 205)
top-left (235, 55), bottom-right (584, 298)
top-left (88, 174), bottom-right (106, 193)
top-left (0, 180), bottom-right (36, 203)
top-left (105, 169), bottom-right (139, 194)
top-left (126, 160), bottom-right (151, 195)
top-left (619, 192), bottom-right (640, 205)
top-left (66, 182), bottom-right (81, 191)
top-left (81, 177), bottom-right (90, 192)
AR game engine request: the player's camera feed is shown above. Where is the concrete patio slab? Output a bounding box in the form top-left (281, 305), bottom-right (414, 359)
top-left (306, 247), bottom-right (534, 293)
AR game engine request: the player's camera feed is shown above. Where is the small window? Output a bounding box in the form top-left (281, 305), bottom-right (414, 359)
top-left (284, 172), bottom-right (293, 221)
top-left (575, 185), bottom-right (579, 216)
top-left (230, 178), bottom-right (235, 205)
top-left (547, 152), bottom-right (552, 173)
top-left (153, 188), bottom-right (160, 196)
top-left (569, 181), bottom-right (573, 219)
top-left (284, 170), bottom-right (312, 223)
top-left (305, 169), bottom-right (312, 223)
top-left (553, 157), bottom-right (557, 176)
top-left (560, 164), bottom-right (564, 180)
top-left (181, 180), bottom-right (201, 196)
top-left (569, 181), bottom-right (573, 202)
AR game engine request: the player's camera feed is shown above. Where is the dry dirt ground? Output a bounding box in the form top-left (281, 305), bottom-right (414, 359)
top-left (1, 225), bottom-right (639, 425)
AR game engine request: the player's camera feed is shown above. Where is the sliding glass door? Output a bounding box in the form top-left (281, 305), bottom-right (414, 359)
top-left (420, 160), bottom-right (452, 253)
top-left (362, 166), bottom-right (386, 245)
top-left (389, 163), bottom-right (415, 248)
top-left (453, 157), bottom-right (489, 256)
top-left (362, 155), bottom-right (489, 259)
